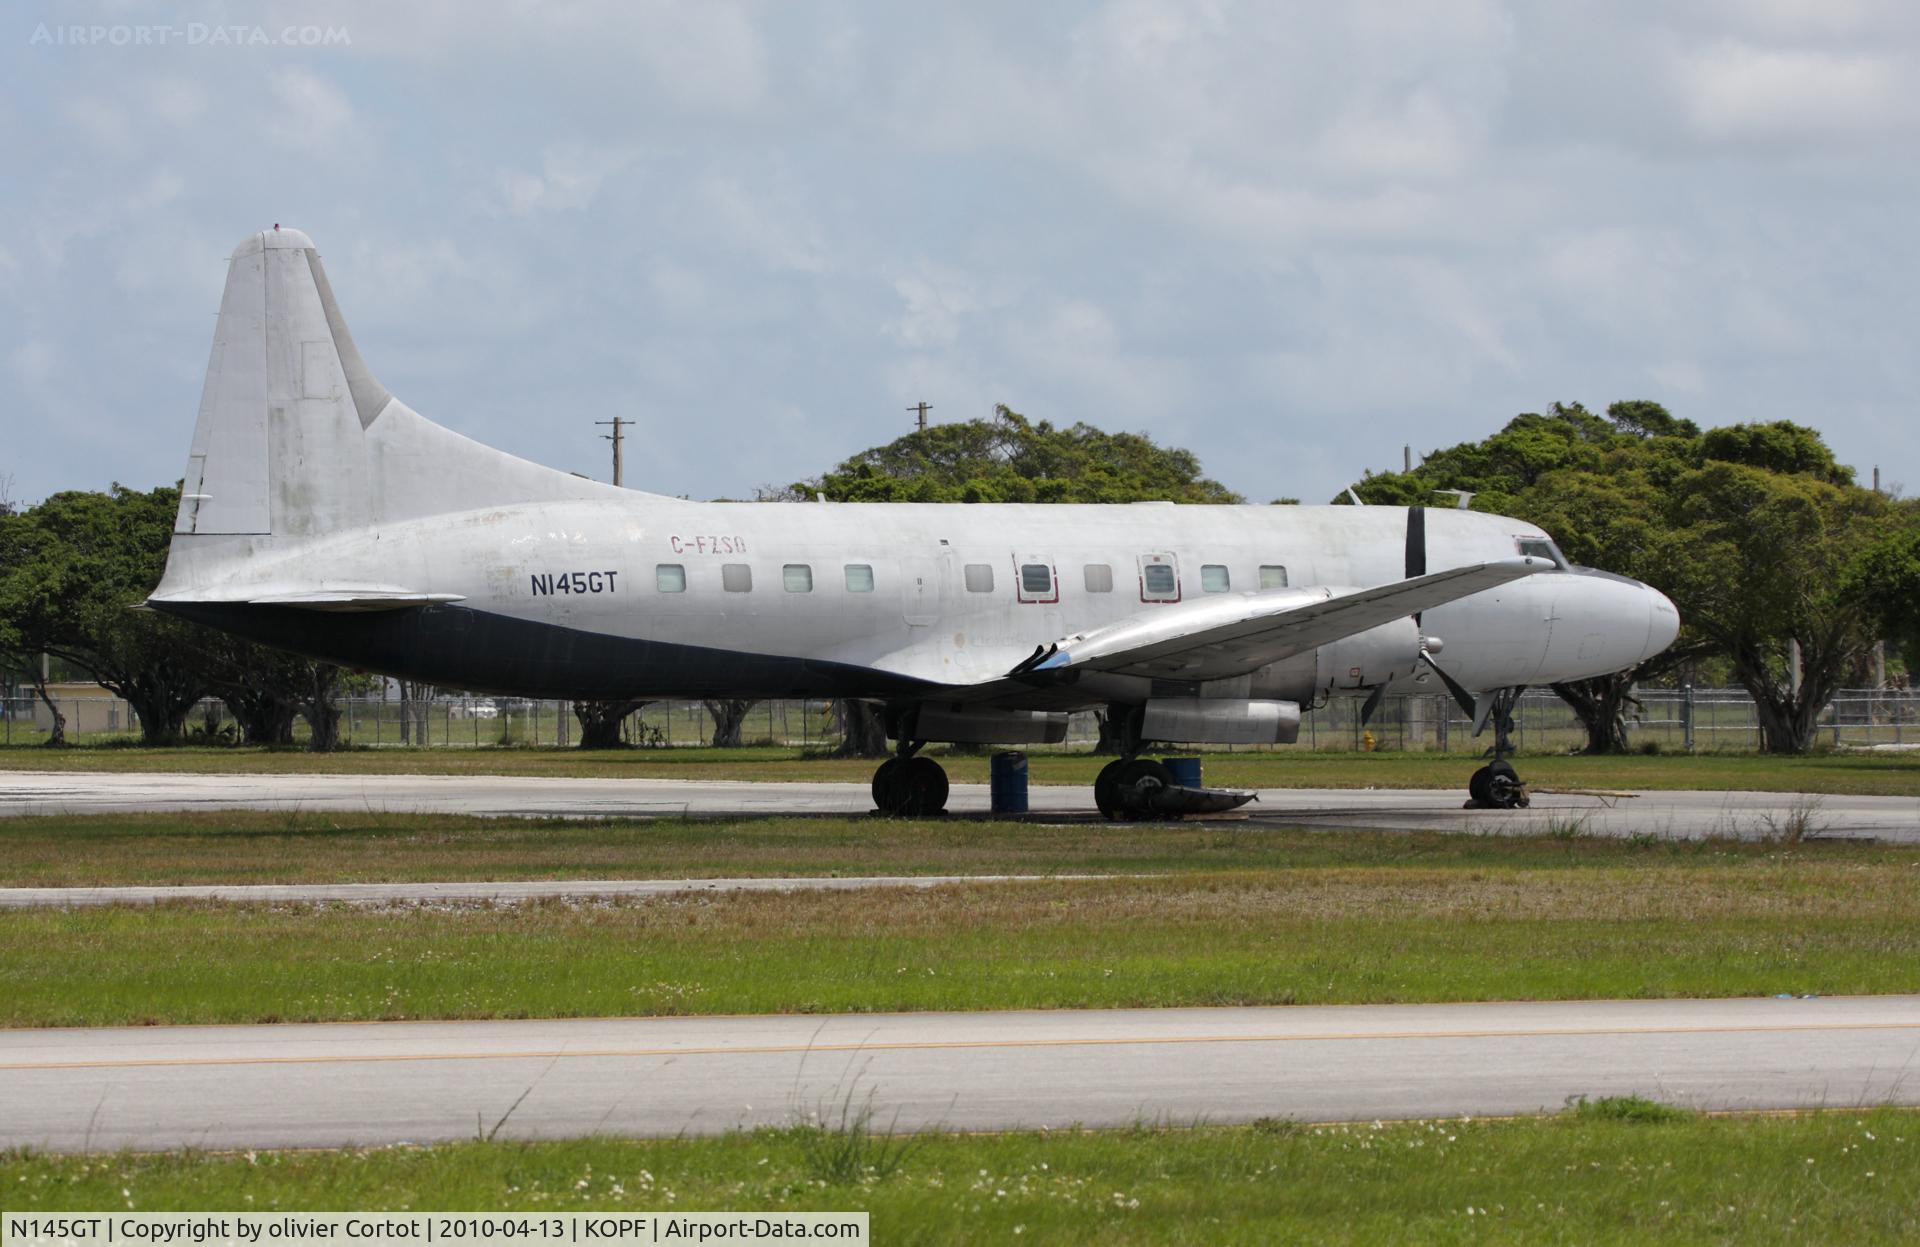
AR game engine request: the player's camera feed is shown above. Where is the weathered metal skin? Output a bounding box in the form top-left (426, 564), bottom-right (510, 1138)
top-left (149, 229), bottom-right (1683, 739)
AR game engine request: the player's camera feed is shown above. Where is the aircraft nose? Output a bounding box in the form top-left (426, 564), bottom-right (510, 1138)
top-left (1643, 582), bottom-right (1680, 660)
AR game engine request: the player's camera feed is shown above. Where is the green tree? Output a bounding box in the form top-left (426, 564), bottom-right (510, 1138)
top-left (1342, 404), bottom-right (1882, 754)
top-left (1650, 463), bottom-right (1890, 752)
top-left (1846, 510), bottom-right (1920, 676)
top-left (789, 404), bottom-right (1243, 505)
top-left (0, 486), bottom-right (209, 745)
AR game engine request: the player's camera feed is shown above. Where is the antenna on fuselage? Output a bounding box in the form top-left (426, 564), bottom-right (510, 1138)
top-left (1433, 489), bottom-right (1475, 510)
top-left (1345, 488), bottom-right (1365, 506)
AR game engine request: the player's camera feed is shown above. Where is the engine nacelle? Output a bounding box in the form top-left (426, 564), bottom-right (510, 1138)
top-left (1248, 612), bottom-right (1423, 702)
top-left (1140, 697), bottom-right (1302, 745)
top-left (905, 704), bottom-right (1070, 745)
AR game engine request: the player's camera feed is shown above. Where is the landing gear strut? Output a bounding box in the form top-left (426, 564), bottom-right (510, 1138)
top-left (1091, 705), bottom-right (1254, 820)
top-left (872, 741), bottom-right (949, 816)
top-left (1465, 687), bottom-right (1528, 809)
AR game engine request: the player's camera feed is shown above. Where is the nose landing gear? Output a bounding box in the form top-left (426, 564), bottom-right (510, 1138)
top-left (1467, 757), bottom-right (1527, 809)
top-left (1464, 687), bottom-right (1529, 809)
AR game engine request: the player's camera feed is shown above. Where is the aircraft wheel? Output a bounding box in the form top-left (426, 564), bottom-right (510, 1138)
top-left (1093, 759), bottom-right (1126, 820)
top-left (899, 755), bottom-right (949, 815)
top-left (1467, 765), bottom-right (1492, 806)
top-left (872, 757), bottom-right (906, 813)
top-left (1116, 757), bottom-right (1175, 819)
top-left (1486, 759), bottom-right (1527, 809)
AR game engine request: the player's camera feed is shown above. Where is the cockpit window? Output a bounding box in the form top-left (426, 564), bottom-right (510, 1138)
top-left (1515, 536), bottom-right (1569, 569)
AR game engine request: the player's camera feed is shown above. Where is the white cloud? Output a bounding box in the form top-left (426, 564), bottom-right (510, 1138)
top-left (629, 2), bottom-right (768, 114)
top-left (1673, 41), bottom-right (1917, 142)
top-left (61, 95), bottom-right (134, 153)
top-left (496, 144), bottom-right (634, 216)
top-left (885, 265), bottom-right (997, 350)
top-left (1648, 360), bottom-right (1707, 394)
top-left (265, 68), bottom-right (353, 148)
top-left (141, 77), bottom-right (209, 127)
top-left (4, 2), bottom-right (1919, 508)
top-left (699, 177), bottom-right (827, 273)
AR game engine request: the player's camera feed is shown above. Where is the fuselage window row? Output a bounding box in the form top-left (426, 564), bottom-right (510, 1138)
top-left (650, 559), bottom-right (1291, 596)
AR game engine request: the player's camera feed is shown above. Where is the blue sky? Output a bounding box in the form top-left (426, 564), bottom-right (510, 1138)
top-left (5, 1), bottom-right (1918, 506)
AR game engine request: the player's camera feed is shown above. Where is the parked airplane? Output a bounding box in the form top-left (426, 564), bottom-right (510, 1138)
top-left (149, 228), bottom-right (1680, 815)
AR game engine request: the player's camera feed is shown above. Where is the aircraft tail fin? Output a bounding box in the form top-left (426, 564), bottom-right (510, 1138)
top-left (171, 226), bottom-right (630, 543)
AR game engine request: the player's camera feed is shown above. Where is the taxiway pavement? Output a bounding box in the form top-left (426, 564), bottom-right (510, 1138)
top-left (0, 770), bottom-right (1914, 841)
top-left (2, 996), bottom-right (1914, 1152)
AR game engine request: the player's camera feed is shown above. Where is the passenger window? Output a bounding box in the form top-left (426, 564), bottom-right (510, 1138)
top-left (844, 564), bottom-right (874, 593)
top-left (1015, 561), bottom-right (1057, 604)
top-left (964, 564), bottom-right (995, 593)
top-left (1201, 564), bottom-right (1230, 593)
top-left (783, 563), bottom-right (813, 592)
top-left (722, 564), bottom-right (752, 592)
top-left (1259, 564), bottom-right (1288, 589)
top-left (1139, 554), bottom-right (1180, 602)
top-left (1083, 563), bottom-right (1113, 593)
top-left (655, 564), bottom-right (686, 593)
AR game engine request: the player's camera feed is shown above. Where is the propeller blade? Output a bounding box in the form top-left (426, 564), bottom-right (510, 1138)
top-left (1359, 683), bottom-right (1387, 726)
top-left (1422, 650), bottom-right (1477, 722)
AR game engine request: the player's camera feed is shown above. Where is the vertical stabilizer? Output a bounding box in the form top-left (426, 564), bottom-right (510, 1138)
top-left (169, 226), bottom-right (632, 550)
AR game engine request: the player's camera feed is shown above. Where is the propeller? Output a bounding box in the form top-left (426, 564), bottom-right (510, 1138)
top-left (1419, 637), bottom-right (1478, 723)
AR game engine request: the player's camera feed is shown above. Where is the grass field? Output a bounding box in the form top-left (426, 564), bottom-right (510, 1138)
top-left (4, 1107), bottom-right (1916, 1243)
top-left (2, 832), bottom-right (1915, 1024)
top-left (4, 742), bottom-right (1920, 794)
top-left (0, 808), bottom-right (1915, 888)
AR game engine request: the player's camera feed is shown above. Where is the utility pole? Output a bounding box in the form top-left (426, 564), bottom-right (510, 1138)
top-left (908, 401), bottom-right (932, 434)
top-left (595, 417), bottom-right (631, 487)
top-left (1403, 445), bottom-right (1412, 473)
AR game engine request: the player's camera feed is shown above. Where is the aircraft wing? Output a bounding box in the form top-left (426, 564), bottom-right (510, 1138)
top-left (1007, 558), bottom-right (1550, 684)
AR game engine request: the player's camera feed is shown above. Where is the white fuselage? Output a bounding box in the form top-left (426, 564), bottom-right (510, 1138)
top-left (184, 494), bottom-right (1675, 706)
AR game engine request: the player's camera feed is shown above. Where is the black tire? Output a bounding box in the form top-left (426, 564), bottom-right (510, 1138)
top-left (871, 757), bottom-right (905, 813)
top-left (1488, 765), bottom-right (1525, 809)
top-left (1093, 759), bottom-right (1126, 820)
top-left (901, 756), bottom-right (949, 815)
top-left (1467, 765), bottom-right (1492, 806)
top-left (1117, 757), bottom-right (1175, 818)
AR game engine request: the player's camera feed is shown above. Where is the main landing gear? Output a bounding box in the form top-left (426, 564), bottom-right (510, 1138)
top-left (1464, 687), bottom-right (1529, 810)
top-left (1090, 707), bottom-right (1255, 820)
top-left (1093, 757), bottom-right (1173, 820)
top-left (872, 742), bottom-right (949, 816)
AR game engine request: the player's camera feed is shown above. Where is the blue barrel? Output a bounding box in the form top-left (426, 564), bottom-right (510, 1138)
top-left (1163, 756), bottom-right (1203, 789)
top-left (989, 750), bottom-right (1029, 814)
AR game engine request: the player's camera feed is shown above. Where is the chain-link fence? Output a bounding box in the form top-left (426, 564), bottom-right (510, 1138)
top-left (4, 687), bottom-right (1916, 752)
